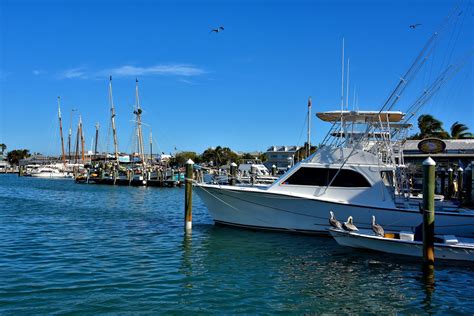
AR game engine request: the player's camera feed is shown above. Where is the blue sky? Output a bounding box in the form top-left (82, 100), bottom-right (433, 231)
top-left (1, 0), bottom-right (472, 156)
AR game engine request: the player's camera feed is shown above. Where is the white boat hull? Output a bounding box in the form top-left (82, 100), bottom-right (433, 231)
top-left (330, 229), bottom-right (474, 262)
top-left (30, 172), bottom-right (73, 179)
top-left (195, 184), bottom-right (474, 237)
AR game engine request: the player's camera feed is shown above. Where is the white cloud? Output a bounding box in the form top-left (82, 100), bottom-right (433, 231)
top-left (32, 70), bottom-right (46, 76)
top-left (59, 64), bottom-right (206, 80)
top-left (59, 67), bottom-right (87, 79)
top-left (104, 64), bottom-right (206, 77)
top-left (178, 78), bottom-right (195, 85)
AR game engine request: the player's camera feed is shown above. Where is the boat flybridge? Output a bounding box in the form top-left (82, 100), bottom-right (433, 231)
top-left (195, 110), bottom-right (474, 237)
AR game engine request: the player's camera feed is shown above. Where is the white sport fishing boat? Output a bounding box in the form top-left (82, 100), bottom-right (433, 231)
top-left (195, 112), bottom-right (474, 237)
top-left (195, 10), bottom-right (474, 236)
top-left (329, 228), bottom-right (474, 262)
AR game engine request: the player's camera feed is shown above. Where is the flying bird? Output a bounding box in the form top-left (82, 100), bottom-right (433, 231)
top-left (210, 26), bottom-right (224, 33)
top-left (329, 211), bottom-right (342, 229)
top-left (409, 23), bottom-right (422, 29)
top-left (342, 216), bottom-right (358, 232)
top-left (371, 215), bottom-right (384, 237)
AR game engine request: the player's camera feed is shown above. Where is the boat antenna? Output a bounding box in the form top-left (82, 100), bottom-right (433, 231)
top-left (57, 96), bottom-right (66, 164)
top-left (307, 96), bottom-right (312, 157)
top-left (345, 58), bottom-right (350, 110)
top-left (340, 38), bottom-right (345, 112)
top-left (340, 38), bottom-right (345, 144)
top-left (352, 85), bottom-right (357, 111)
top-left (109, 76), bottom-right (119, 164)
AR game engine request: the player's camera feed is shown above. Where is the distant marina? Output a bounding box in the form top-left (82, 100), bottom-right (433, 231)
top-left (1, 0), bottom-right (473, 314)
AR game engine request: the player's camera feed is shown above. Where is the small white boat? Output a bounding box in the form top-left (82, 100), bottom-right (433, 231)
top-left (329, 228), bottom-right (474, 262)
top-left (30, 166), bottom-right (73, 179)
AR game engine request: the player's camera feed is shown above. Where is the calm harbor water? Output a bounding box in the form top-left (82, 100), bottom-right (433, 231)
top-left (1, 174), bottom-right (473, 314)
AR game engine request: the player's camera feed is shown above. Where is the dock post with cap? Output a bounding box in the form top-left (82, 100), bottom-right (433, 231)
top-left (422, 157), bottom-right (436, 266)
top-left (439, 168), bottom-right (446, 196)
top-left (184, 159), bottom-right (194, 232)
top-left (465, 166), bottom-right (472, 205)
top-left (457, 167), bottom-right (463, 201)
top-left (447, 167), bottom-right (454, 199)
top-left (230, 162), bottom-right (237, 186)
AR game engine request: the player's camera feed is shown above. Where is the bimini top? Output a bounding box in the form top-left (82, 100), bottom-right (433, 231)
top-left (316, 110), bottom-right (405, 123)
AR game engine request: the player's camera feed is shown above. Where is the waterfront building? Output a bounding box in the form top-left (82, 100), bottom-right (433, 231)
top-left (402, 139), bottom-right (474, 169)
top-left (264, 145), bottom-right (301, 170)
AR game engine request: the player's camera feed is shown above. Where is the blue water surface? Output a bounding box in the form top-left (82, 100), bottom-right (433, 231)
top-left (0, 174), bottom-right (473, 314)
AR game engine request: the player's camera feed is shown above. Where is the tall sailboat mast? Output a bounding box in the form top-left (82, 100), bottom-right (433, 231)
top-left (57, 96), bottom-right (66, 163)
top-left (74, 120), bottom-right (80, 164)
top-left (94, 122), bottom-right (100, 158)
top-left (109, 76), bottom-right (119, 164)
top-left (68, 127), bottom-right (72, 160)
top-left (149, 131), bottom-right (153, 164)
top-left (68, 108), bottom-right (75, 160)
top-left (134, 78), bottom-right (146, 167)
top-left (79, 115), bottom-right (85, 162)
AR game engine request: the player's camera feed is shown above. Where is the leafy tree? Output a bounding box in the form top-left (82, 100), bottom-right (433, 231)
top-left (241, 153), bottom-right (255, 160)
top-left (0, 143), bottom-right (6, 154)
top-left (7, 149), bottom-right (30, 165)
top-left (409, 114), bottom-right (449, 139)
top-left (450, 121), bottom-right (472, 139)
top-left (200, 146), bottom-right (239, 166)
top-left (418, 114), bottom-right (449, 138)
top-left (171, 151), bottom-right (200, 166)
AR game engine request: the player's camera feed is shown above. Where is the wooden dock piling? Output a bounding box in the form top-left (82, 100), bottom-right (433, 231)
top-left (439, 168), bottom-right (446, 196)
top-left (422, 157), bottom-right (436, 266)
top-left (272, 165), bottom-right (277, 176)
top-left (230, 162), bottom-right (237, 186)
top-left (447, 167), bottom-right (454, 199)
top-left (185, 159), bottom-right (194, 232)
top-left (457, 167), bottom-right (463, 201)
top-left (465, 166), bottom-right (472, 204)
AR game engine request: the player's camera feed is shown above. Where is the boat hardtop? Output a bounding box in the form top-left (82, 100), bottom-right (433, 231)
top-left (316, 110), bottom-right (405, 123)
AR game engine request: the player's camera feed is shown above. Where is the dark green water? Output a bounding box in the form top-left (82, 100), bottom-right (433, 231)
top-left (1, 174), bottom-right (473, 314)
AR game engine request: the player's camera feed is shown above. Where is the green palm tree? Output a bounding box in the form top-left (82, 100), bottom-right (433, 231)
top-left (450, 122), bottom-right (472, 139)
top-left (0, 143), bottom-right (6, 154)
top-left (417, 114), bottom-right (449, 139)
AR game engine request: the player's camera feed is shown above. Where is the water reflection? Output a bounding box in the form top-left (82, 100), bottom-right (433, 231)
top-left (182, 225), bottom-right (473, 313)
top-left (421, 264), bottom-right (435, 312)
top-left (1, 175), bottom-right (473, 314)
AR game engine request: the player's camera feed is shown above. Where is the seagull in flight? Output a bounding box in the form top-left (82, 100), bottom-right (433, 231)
top-left (409, 23), bottom-right (422, 29)
top-left (210, 26), bottom-right (224, 34)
